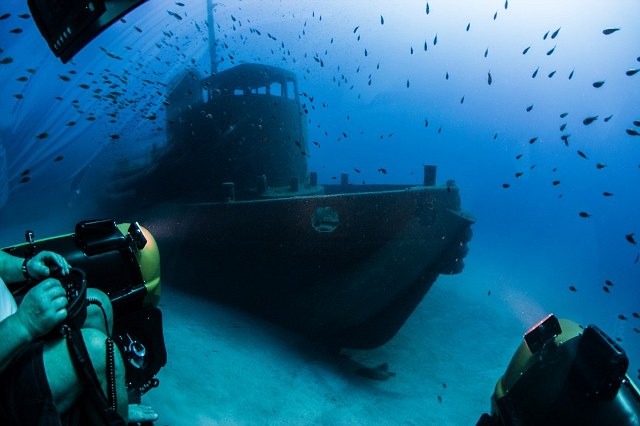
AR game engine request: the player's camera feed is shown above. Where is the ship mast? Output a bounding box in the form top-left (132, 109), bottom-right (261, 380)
top-left (206, 0), bottom-right (218, 75)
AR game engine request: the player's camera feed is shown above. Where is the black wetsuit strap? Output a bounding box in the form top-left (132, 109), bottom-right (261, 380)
top-left (65, 329), bottom-right (126, 426)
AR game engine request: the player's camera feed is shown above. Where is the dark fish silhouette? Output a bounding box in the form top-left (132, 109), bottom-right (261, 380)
top-left (543, 30), bottom-right (550, 40)
top-left (433, 33), bottom-right (438, 45)
top-left (353, 26), bottom-right (359, 33)
top-left (602, 28), bottom-right (620, 35)
top-left (488, 72), bottom-right (492, 85)
top-left (626, 69), bottom-right (639, 76)
top-left (596, 163), bottom-right (606, 169)
top-left (502, 183), bottom-right (510, 188)
top-left (0, 13), bottom-right (10, 20)
top-left (378, 168), bottom-right (387, 174)
top-left (505, 0), bottom-right (508, 9)
top-left (35, 132), bottom-right (49, 139)
top-left (560, 123), bottom-right (567, 131)
top-left (532, 67), bottom-right (539, 78)
top-left (466, 23), bottom-right (470, 31)
top-left (484, 48), bottom-right (489, 57)
top-left (167, 10), bottom-right (182, 20)
top-left (568, 69), bottom-right (575, 79)
top-left (0, 56), bottom-right (13, 64)
top-left (406, 79), bottom-right (410, 88)
top-left (602, 191), bottom-right (613, 197)
top-left (561, 134), bottom-right (571, 146)
top-left (618, 314), bottom-right (628, 321)
top-left (552, 180), bottom-right (561, 186)
top-left (626, 129), bottom-right (640, 136)
top-left (551, 28), bottom-right (561, 39)
top-left (633, 120), bottom-right (640, 127)
top-left (548, 70), bottom-right (556, 78)
top-left (560, 112), bottom-right (569, 118)
top-left (603, 286), bottom-right (610, 293)
top-left (626, 233), bottom-right (637, 245)
top-left (569, 285), bottom-right (576, 292)
top-left (522, 46), bottom-right (531, 55)
top-left (426, 2), bottom-right (430, 14)
top-left (546, 45), bottom-right (556, 55)
top-left (583, 116), bottom-right (598, 125)
top-left (10, 28), bottom-right (23, 34)
top-left (424, 41), bottom-right (427, 51)
top-left (460, 96), bottom-right (465, 104)
top-left (604, 114), bottom-right (613, 122)
top-left (54, 156), bottom-right (63, 162)
top-left (578, 211), bottom-right (591, 218)
top-left (380, 15), bottom-right (384, 25)
top-left (577, 150), bottom-right (588, 159)
top-left (593, 80), bottom-right (605, 88)
top-left (493, 11), bottom-right (497, 20)
top-left (529, 137), bottom-right (538, 144)
top-left (526, 105), bottom-right (533, 112)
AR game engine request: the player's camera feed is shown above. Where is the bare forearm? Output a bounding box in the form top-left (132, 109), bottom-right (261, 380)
top-left (0, 251), bottom-right (26, 284)
top-left (0, 314), bottom-right (33, 373)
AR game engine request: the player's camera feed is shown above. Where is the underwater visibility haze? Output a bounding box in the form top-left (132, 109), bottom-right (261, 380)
top-left (1, 0), bottom-right (639, 423)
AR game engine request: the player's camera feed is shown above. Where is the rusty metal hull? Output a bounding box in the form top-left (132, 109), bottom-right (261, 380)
top-left (143, 183), bottom-right (473, 349)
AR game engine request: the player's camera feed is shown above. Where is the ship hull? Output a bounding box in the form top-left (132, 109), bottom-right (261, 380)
top-left (141, 183), bottom-right (473, 349)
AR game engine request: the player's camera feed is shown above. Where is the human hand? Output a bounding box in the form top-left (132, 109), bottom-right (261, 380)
top-left (26, 251), bottom-right (71, 281)
top-left (16, 279), bottom-right (68, 339)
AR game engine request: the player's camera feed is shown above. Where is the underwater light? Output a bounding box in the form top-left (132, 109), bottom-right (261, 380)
top-left (27, 0), bottom-right (147, 63)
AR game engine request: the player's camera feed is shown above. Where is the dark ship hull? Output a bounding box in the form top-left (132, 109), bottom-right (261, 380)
top-left (103, 61), bottom-right (474, 349)
top-left (144, 183), bottom-right (472, 349)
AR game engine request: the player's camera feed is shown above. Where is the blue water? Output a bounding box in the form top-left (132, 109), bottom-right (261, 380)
top-left (1, 0), bottom-right (639, 422)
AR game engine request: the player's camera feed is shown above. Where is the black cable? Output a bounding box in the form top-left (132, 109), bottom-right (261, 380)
top-left (86, 297), bottom-right (110, 338)
top-left (86, 297), bottom-right (118, 410)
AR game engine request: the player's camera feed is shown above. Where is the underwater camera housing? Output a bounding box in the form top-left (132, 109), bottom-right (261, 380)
top-left (3, 219), bottom-right (165, 399)
top-left (477, 314), bottom-right (640, 426)
top-left (27, 0), bottom-right (148, 63)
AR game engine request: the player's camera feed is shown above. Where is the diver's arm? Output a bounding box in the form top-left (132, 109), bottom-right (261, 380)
top-left (0, 250), bottom-right (70, 284)
top-left (0, 250), bottom-right (27, 284)
top-left (0, 279), bottom-right (68, 373)
top-left (0, 312), bottom-right (33, 372)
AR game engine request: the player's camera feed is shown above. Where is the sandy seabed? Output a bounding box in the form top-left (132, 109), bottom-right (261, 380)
top-left (142, 240), bottom-right (530, 426)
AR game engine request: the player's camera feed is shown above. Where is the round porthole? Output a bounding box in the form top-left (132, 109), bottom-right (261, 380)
top-left (312, 206), bottom-right (339, 233)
